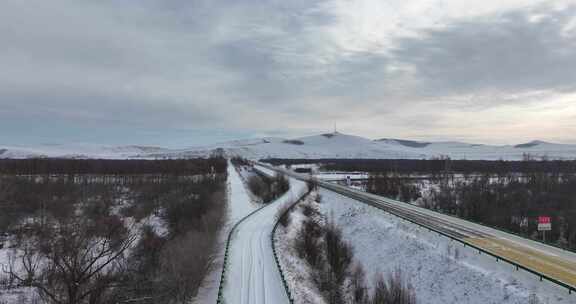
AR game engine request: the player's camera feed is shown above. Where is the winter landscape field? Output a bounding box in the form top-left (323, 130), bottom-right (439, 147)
top-left (4, 0), bottom-right (576, 303)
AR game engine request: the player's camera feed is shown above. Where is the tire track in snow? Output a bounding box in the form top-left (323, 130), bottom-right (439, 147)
top-left (221, 172), bottom-right (307, 304)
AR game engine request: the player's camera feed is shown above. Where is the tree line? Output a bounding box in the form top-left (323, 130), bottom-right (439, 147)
top-left (0, 160), bottom-right (228, 304)
top-left (263, 158), bottom-right (576, 174)
top-left (366, 170), bottom-right (576, 251)
top-left (0, 157), bottom-right (227, 175)
top-left (425, 172), bottom-right (576, 250)
top-left (232, 157), bottom-right (290, 204)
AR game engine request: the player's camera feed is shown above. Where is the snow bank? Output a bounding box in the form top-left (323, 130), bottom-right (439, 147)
top-left (274, 194), bottom-right (328, 304)
top-left (317, 189), bottom-right (576, 304)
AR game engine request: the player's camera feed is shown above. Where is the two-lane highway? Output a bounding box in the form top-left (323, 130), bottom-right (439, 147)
top-left (262, 163), bottom-right (576, 294)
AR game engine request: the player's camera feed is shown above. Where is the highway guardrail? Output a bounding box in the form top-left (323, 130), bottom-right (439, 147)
top-left (260, 163), bottom-right (576, 296)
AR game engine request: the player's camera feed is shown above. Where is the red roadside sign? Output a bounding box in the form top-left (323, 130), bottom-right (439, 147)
top-left (538, 216), bottom-right (551, 224)
top-left (538, 216), bottom-right (551, 231)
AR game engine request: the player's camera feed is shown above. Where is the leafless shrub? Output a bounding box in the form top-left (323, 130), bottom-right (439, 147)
top-left (290, 203), bottom-right (417, 304)
top-left (294, 220), bottom-right (323, 267)
top-left (157, 230), bottom-right (216, 303)
top-left (528, 293), bottom-right (540, 304)
top-left (321, 221), bottom-right (354, 304)
top-left (351, 264), bottom-right (368, 304)
top-left (276, 203), bottom-right (292, 228)
top-left (301, 204), bottom-right (319, 218)
top-left (230, 157), bottom-right (250, 167)
top-left (0, 159), bottom-right (228, 304)
top-left (273, 173), bottom-right (290, 197)
top-left (5, 218), bottom-right (135, 304)
top-left (371, 269), bottom-right (416, 304)
top-left (247, 172), bottom-right (290, 204)
top-left (307, 179), bottom-right (318, 192)
top-left (247, 174), bottom-right (268, 201)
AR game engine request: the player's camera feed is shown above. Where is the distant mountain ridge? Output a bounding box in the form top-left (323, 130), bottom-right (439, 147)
top-left (2, 133), bottom-right (576, 160)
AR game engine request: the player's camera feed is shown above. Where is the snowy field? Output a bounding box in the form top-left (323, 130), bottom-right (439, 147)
top-left (316, 189), bottom-right (576, 304)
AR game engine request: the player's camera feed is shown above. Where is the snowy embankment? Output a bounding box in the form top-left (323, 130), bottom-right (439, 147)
top-left (310, 189), bottom-right (575, 304)
top-left (275, 193), bottom-right (327, 304)
top-left (193, 161), bottom-right (260, 303)
top-left (221, 176), bottom-right (308, 304)
top-left (275, 183), bottom-right (576, 303)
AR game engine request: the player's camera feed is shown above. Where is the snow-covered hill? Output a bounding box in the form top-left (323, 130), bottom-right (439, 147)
top-left (0, 144), bottom-right (168, 159)
top-left (3, 133), bottom-right (576, 160)
top-left (164, 133), bottom-right (576, 161)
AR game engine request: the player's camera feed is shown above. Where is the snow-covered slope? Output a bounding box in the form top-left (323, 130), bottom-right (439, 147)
top-left (314, 189), bottom-right (574, 304)
top-left (0, 144), bottom-right (168, 159)
top-left (168, 133), bottom-right (576, 161)
top-left (3, 133), bottom-right (576, 160)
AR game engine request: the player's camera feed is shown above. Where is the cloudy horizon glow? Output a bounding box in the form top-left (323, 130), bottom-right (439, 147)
top-left (2, 0), bottom-right (576, 147)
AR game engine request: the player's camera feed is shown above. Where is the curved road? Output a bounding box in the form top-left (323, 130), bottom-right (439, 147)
top-left (221, 171), bottom-right (307, 304)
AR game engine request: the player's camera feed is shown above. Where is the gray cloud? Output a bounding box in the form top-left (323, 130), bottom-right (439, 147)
top-left (390, 5), bottom-right (576, 99)
top-left (1, 0), bottom-right (576, 145)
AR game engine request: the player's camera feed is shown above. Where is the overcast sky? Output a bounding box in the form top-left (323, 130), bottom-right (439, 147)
top-left (2, 0), bottom-right (576, 147)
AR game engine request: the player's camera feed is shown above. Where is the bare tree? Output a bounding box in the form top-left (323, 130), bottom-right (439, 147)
top-left (5, 218), bottom-right (135, 304)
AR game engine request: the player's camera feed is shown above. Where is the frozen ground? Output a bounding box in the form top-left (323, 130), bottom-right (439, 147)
top-left (221, 176), bottom-right (308, 304)
top-left (316, 189), bottom-right (576, 304)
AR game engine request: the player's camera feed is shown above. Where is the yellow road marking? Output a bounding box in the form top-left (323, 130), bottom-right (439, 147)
top-left (465, 237), bottom-right (576, 287)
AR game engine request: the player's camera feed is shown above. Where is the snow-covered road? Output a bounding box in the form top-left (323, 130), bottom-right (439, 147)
top-left (221, 172), bottom-right (307, 304)
top-left (194, 162), bottom-right (260, 304)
